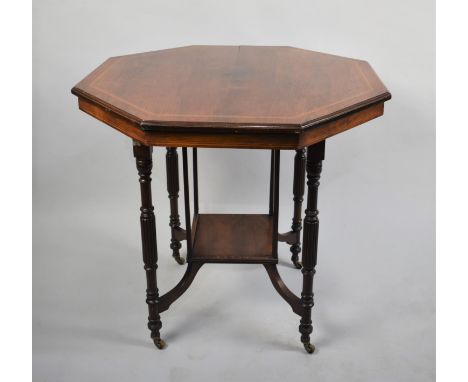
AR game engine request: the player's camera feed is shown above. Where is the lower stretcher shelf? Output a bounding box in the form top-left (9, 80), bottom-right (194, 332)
top-left (190, 214), bottom-right (277, 264)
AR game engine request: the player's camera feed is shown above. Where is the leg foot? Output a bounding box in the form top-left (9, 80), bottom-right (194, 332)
top-left (153, 337), bottom-right (167, 349)
top-left (173, 253), bottom-right (185, 265)
top-left (303, 342), bottom-right (315, 354)
top-left (291, 243), bottom-right (302, 269)
top-left (170, 238), bottom-right (185, 265)
top-left (292, 256), bottom-right (302, 270)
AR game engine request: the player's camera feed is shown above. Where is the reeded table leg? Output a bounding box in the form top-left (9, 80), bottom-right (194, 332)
top-left (166, 147), bottom-right (185, 265)
top-left (299, 141), bottom-right (324, 354)
top-left (133, 142), bottom-right (166, 349)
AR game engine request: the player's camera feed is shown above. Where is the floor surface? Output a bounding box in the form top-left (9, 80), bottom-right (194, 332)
top-left (33, 175), bottom-right (435, 382)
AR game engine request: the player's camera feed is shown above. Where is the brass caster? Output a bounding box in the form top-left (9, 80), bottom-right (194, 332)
top-left (153, 337), bottom-right (167, 349)
top-left (303, 342), bottom-right (315, 354)
top-left (293, 260), bottom-right (302, 270)
top-left (173, 255), bottom-right (185, 265)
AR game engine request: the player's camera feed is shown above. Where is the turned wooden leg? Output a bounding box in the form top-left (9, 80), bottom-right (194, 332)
top-left (271, 150), bottom-right (280, 259)
top-left (269, 150), bottom-right (274, 215)
top-left (276, 149), bottom-right (306, 269)
top-left (133, 142), bottom-right (166, 349)
top-left (290, 148), bottom-right (306, 269)
top-left (193, 148), bottom-right (199, 215)
top-left (182, 148), bottom-right (193, 259)
top-left (299, 141), bottom-right (325, 354)
top-left (166, 147), bottom-right (185, 265)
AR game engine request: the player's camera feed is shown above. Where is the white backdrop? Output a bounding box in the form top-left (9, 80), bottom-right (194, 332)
top-left (33, 1), bottom-right (435, 381)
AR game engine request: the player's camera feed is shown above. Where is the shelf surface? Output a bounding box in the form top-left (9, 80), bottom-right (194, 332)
top-left (191, 214), bottom-right (276, 264)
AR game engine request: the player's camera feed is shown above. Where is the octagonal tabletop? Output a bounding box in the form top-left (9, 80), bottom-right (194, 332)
top-left (72, 46), bottom-right (390, 149)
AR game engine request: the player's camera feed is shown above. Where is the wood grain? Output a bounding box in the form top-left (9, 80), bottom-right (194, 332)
top-left (72, 45), bottom-right (390, 149)
top-left (191, 214), bottom-right (276, 263)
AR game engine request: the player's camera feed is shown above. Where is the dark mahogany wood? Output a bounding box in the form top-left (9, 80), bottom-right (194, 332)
top-left (165, 147), bottom-right (185, 265)
top-left (72, 46), bottom-right (389, 129)
top-left (299, 141), bottom-right (325, 354)
top-left (182, 148), bottom-right (193, 260)
top-left (133, 142), bottom-right (165, 349)
top-left (289, 149), bottom-right (306, 268)
top-left (191, 214), bottom-right (276, 263)
top-left (271, 150), bottom-right (280, 259)
top-left (274, 149), bottom-right (306, 268)
top-left (268, 150), bottom-right (274, 215)
top-left (278, 231), bottom-right (295, 244)
top-left (72, 46), bottom-right (390, 150)
top-left (76, 97), bottom-right (385, 149)
top-left (193, 148), bottom-right (199, 214)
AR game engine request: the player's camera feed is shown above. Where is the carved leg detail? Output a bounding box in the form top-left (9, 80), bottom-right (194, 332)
top-left (166, 147), bottom-right (185, 265)
top-left (290, 148), bottom-right (306, 269)
top-left (134, 142), bottom-right (165, 349)
top-left (299, 141), bottom-right (324, 354)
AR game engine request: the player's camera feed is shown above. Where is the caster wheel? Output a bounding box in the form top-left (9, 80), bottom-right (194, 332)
top-left (303, 342), bottom-right (315, 354)
top-left (293, 260), bottom-right (302, 269)
top-left (153, 338), bottom-right (167, 349)
top-left (173, 255), bottom-right (185, 265)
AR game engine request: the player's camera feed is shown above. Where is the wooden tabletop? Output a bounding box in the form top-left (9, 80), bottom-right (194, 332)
top-left (72, 46), bottom-right (390, 149)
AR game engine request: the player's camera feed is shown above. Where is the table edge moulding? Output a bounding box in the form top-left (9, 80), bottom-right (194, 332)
top-left (72, 45), bottom-right (390, 150)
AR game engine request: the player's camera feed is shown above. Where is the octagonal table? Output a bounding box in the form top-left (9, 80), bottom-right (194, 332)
top-left (72, 45), bottom-right (391, 353)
